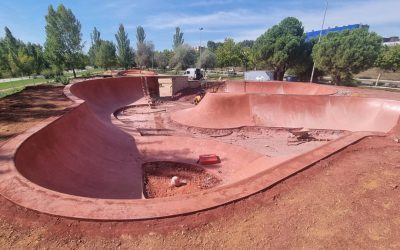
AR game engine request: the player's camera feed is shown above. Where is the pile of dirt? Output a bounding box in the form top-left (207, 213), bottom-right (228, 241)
top-left (143, 162), bottom-right (221, 198)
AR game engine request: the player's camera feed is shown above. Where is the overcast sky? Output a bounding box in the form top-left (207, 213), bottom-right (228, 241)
top-left (0, 0), bottom-right (399, 51)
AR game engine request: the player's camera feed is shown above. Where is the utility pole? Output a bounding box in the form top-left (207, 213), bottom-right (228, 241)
top-left (310, 1), bottom-right (328, 83)
top-left (199, 27), bottom-right (203, 69)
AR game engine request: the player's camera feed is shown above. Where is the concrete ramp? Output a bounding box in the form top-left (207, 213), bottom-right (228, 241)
top-left (221, 81), bottom-right (337, 95)
top-left (172, 93), bottom-right (400, 132)
top-left (15, 77), bottom-right (146, 199)
top-left (1, 78), bottom-right (400, 220)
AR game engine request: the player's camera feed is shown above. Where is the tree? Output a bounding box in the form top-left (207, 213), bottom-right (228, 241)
top-left (44, 4), bottom-right (84, 78)
top-left (135, 26), bottom-right (154, 68)
top-left (238, 40), bottom-right (255, 48)
top-left (312, 28), bottom-right (382, 85)
top-left (254, 17), bottom-right (305, 80)
top-left (286, 39), bottom-right (321, 81)
top-left (376, 45), bottom-right (400, 72)
top-left (0, 39), bottom-right (10, 75)
top-left (115, 24), bottom-right (134, 69)
top-left (198, 49), bottom-right (216, 70)
top-left (136, 26), bottom-right (146, 45)
top-left (26, 43), bottom-right (47, 75)
top-left (136, 41), bottom-right (154, 68)
top-left (215, 38), bottom-right (241, 68)
top-left (88, 27), bottom-right (101, 66)
top-left (95, 41), bottom-right (116, 70)
top-left (170, 44), bottom-right (196, 70)
top-left (155, 50), bottom-right (172, 71)
top-left (3, 26), bottom-right (21, 76)
top-left (173, 27), bottom-right (184, 49)
top-left (207, 41), bottom-right (223, 52)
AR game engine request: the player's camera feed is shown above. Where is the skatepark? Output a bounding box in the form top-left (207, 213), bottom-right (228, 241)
top-left (0, 76), bottom-right (399, 220)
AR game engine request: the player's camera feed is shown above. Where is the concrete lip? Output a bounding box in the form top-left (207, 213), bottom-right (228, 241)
top-left (0, 77), bottom-right (398, 221)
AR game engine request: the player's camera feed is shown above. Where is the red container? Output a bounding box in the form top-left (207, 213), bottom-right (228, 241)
top-left (197, 154), bottom-right (221, 165)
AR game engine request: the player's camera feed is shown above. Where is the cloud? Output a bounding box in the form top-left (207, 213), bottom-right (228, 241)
top-left (145, 10), bottom-right (270, 30)
top-left (146, 0), bottom-right (400, 42)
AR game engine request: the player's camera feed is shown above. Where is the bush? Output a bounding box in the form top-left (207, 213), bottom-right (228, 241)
top-left (81, 71), bottom-right (93, 78)
top-left (54, 75), bottom-right (70, 85)
top-left (42, 68), bottom-right (63, 79)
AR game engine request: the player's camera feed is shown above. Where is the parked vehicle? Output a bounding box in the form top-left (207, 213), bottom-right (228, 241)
top-left (244, 71), bottom-right (274, 81)
top-left (184, 68), bottom-right (204, 80)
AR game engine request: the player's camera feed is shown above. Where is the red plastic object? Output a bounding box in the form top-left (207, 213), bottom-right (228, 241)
top-left (197, 154), bottom-right (221, 165)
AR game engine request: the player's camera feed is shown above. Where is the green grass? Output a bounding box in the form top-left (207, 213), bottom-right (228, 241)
top-left (0, 86), bottom-right (25, 99)
top-left (0, 78), bottom-right (47, 91)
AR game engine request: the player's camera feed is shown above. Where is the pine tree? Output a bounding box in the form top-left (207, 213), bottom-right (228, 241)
top-left (115, 24), bottom-right (133, 69)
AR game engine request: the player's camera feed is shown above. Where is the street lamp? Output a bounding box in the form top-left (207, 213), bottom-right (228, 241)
top-left (199, 27), bottom-right (203, 68)
top-left (310, 1), bottom-right (328, 83)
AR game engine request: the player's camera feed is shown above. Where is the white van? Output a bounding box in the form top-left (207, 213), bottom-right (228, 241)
top-left (183, 68), bottom-right (204, 80)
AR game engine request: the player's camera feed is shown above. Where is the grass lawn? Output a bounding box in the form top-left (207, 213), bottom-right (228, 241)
top-left (0, 78), bottom-right (47, 91)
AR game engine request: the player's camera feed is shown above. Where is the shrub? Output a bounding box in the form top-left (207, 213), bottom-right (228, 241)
top-left (54, 75), bottom-right (70, 85)
top-left (42, 68), bottom-right (63, 79)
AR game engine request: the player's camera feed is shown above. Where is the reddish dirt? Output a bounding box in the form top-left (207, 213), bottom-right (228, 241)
top-left (0, 85), bottom-right (399, 249)
top-left (0, 85), bottom-right (72, 147)
top-left (143, 162), bottom-right (221, 198)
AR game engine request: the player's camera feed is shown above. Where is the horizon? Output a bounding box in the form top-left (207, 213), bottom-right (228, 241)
top-left (0, 0), bottom-right (399, 51)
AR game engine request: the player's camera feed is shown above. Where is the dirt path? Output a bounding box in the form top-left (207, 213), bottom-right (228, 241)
top-left (0, 85), bottom-right (399, 249)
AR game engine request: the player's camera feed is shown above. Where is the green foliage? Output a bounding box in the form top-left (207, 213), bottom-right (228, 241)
top-left (237, 40), bottom-right (254, 48)
top-left (254, 17), bottom-right (305, 80)
top-left (376, 45), bottom-right (400, 72)
top-left (312, 28), bottom-right (382, 85)
top-left (0, 27), bottom-right (47, 77)
top-left (154, 50), bottom-right (172, 70)
top-left (170, 44), bottom-right (196, 70)
top-left (135, 26), bottom-right (154, 68)
top-left (136, 26), bottom-right (146, 45)
top-left (115, 24), bottom-right (134, 69)
top-left (44, 4), bottom-right (84, 78)
top-left (173, 27), bottom-right (184, 50)
top-left (26, 43), bottom-right (47, 74)
top-left (88, 27), bottom-right (101, 66)
top-left (207, 41), bottom-right (223, 52)
top-left (54, 75), bottom-right (70, 85)
top-left (286, 39), bottom-right (321, 81)
top-left (136, 41), bottom-right (154, 68)
top-left (42, 67), bottom-right (63, 79)
top-left (95, 40), bottom-right (116, 70)
top-left (215, 38), bottom-right (241, 68)
top-left (198, 49), bottom-right (216, 70)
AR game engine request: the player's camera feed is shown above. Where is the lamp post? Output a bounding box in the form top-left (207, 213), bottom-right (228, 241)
top-left (199, 27), bottom-right (203, 68)
top-left (310, 1), bottom-right (328, 83)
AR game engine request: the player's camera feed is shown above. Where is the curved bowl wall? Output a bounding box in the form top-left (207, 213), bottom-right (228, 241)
top-left (221, 80), bottom-right (337, 95)
top-left (172, 93), bottom-right (400, 132)
top-left (0, 77), bottom-right (396, 220)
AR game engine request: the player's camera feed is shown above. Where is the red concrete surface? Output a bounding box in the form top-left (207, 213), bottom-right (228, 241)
top-left (0, 77), bottom-right (398, 220)
top-left (221, 81), bottom-right (337, 95)
top-left (172, 93), bottom-right (400, 132)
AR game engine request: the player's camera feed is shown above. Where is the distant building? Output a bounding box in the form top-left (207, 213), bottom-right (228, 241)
top-left (383, 36), bottom-right (400, 46)
top-left (306, 24), bottom-right (369, 41)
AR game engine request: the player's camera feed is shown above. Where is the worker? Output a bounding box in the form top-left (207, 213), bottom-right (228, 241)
top-left (194, 90), bottom-right (206, 105)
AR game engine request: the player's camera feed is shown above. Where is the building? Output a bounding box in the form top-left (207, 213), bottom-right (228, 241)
top-left (383, 37), bottom-right (400, 46)
top-left (306, 24), bottom-right (369, 41)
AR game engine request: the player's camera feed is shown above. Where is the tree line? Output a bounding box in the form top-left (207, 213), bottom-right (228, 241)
top-left (1, 4), bottom-right (400, 85)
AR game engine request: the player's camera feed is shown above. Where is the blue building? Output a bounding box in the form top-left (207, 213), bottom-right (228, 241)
top-left (306, 24), bottom-right (369, 41)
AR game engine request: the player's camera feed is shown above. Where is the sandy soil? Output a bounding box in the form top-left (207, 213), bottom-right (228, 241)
top-left (0, 85), bottom-right (399, 249)
top-left (143, 162), bottom-right (221, 198)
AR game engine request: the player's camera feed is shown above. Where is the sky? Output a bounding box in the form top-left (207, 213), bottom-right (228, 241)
top-left (0, 0), bottom-right (399, 51)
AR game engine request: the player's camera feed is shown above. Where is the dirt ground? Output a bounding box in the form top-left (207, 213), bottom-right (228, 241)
top-left (0, 85), bottom-right (72, 147)
top-left (143, 162), bottom-right (221, 198)
top-left (0, 85), bottom-right (399, 249)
